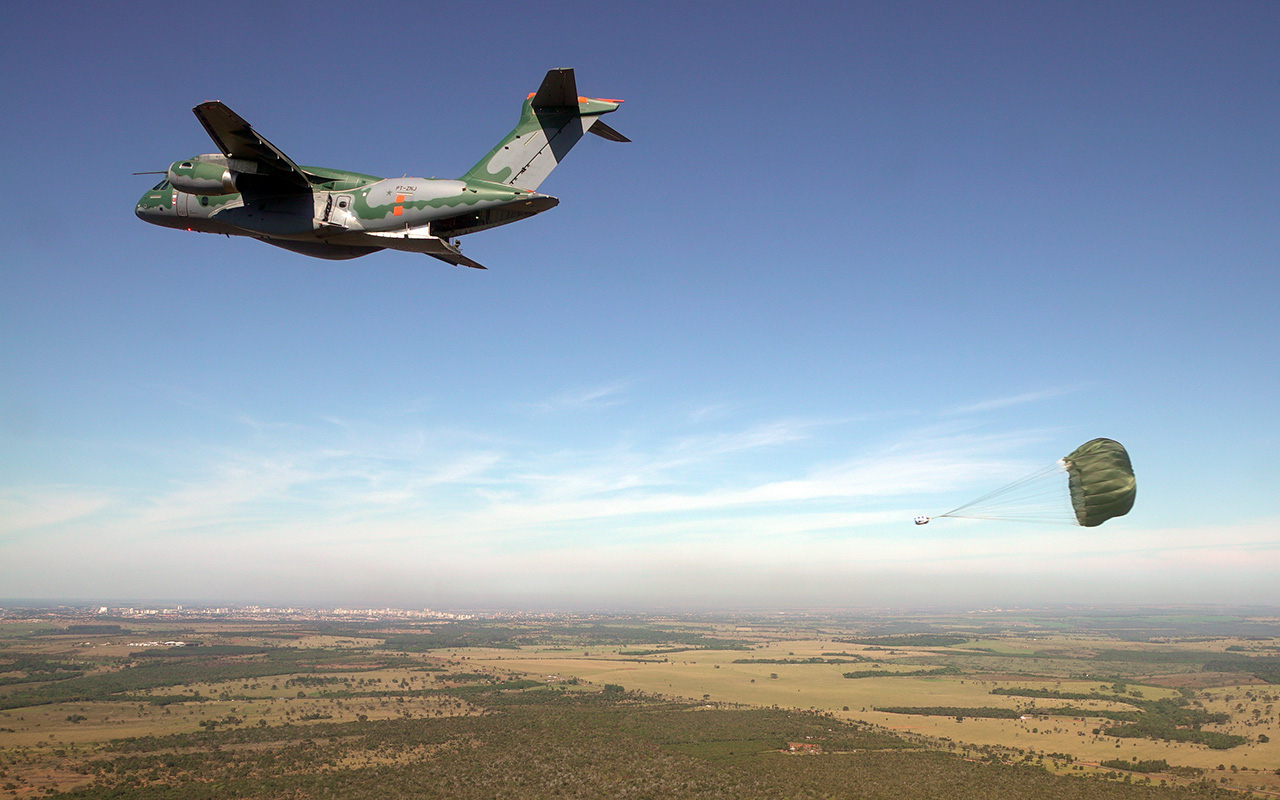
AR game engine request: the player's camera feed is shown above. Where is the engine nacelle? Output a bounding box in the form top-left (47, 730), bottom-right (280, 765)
top-left (167, 157), bottom-right (236, 195)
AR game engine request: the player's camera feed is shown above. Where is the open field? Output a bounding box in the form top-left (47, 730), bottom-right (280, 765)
top-left (466, 639), bottom-right (1279, 773)
top-left (1, 606), bottom-right (1277, 797)
top-left (453, 612), bottom-right (1280, 794)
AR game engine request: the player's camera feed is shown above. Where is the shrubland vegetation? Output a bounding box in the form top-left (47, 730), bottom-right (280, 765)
top-left (0, 684), bottom-right (1240, 800)
top-left (0, 607), bottom-right (1277, 797)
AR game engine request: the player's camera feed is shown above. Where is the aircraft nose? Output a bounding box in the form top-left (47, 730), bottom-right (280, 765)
top-left (135, 190), bottom-right (165, 221)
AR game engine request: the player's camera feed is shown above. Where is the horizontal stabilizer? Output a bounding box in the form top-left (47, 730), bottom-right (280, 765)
top-left (589, 119), bottom-right (630, 143)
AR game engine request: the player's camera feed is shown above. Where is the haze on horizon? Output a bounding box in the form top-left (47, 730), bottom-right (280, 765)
top-left (2, 1), bottom-right (1277, 612)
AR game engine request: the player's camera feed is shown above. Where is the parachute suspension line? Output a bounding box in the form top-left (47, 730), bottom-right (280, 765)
top-left (932, 513), bottom-right (1077, 525)
top-left (936, 462), bottom-right (1062, 518)
top-left (917, 439), bottom-right (1134, 528)
top-left (934, 460), bottom-right (1077, 525)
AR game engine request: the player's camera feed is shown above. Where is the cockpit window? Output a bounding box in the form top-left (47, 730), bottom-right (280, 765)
top-left (152, 180), bottom-right (170, 191)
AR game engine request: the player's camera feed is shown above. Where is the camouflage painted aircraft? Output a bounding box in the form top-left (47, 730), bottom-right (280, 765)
top-left (135, 69), bottom-right (627, 268)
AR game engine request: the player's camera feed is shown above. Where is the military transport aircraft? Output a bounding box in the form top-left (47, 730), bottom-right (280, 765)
top-left (135, 69), bottom-right (627, 269)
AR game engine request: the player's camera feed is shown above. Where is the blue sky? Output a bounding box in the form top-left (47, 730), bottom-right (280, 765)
top-left (1, 1), bottom-right (1277, 610)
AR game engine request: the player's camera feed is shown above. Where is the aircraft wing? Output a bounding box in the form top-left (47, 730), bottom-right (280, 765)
top-left (192, 102), bottom-right (312, 194)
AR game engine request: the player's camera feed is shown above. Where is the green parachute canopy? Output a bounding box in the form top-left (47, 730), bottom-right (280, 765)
top-left (920, 438), bottom-right (1136, 527)
top-left (1064, 438), bottom-right (1137, 527)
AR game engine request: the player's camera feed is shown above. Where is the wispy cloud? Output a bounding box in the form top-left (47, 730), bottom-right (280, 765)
top-left (944, 385), bottom-right (1084, 416)
top-left (4, 383), bottom-right (1271, 608)
top-left (0, 412), bottom-right (1023, 546)
top-left (0, 488), bottom-right (115, 534)
top-left (521, 380), bottom-right (634, 415)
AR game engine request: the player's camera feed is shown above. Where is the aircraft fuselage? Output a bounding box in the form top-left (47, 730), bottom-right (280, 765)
top-left (136, 164), bottom-right (558, 261)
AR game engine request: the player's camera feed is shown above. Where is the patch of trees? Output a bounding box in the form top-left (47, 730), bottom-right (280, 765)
top-left (380, 628), bottom-right (525, 651)
top-left (618, 647), bottom-right (704, 656)
top-left (1035, 707), bottom-right (1140, 722)
top-left (1093, 649), bottom-right (1219, 664)
top-left (836, 635), bottom-right (970, 647)
top-left (0, 654), bottom-right (92, 687)
top-left (205, 630), bottom-right (307, 640)
top-left (439, 672), bottom-right (498, 684)
top-left (47, 689), bottom-right (1237, 800)
top-left (991, 687), bottom-right (1116, 702)
top-left (843, 666), bottom-right (961, 679)
top-left (64, 625), bottom-right (126, 635)
top-left (376, 621), bottom-right (751, 653)
top-left (141, 694), bottom-right (206, 706)
top-left (733, 657), bottom-right (867, 665)
top-left (136, 645), bottom-right (267, 658)
top-left (572, 624), bottom-right (751, 651)
top-left (1100, 759), bottom-right (1171, 774)
top-left (876, 706), bottom-right (1022, 719)
top-left (1201, 656), bottom-right (1280, 684)
top-left (0, 647), bottom-right (374, 710)
top-left (285, 675), bottom-right (349, 687)
top-left (1103, 720), bottom-right (1246, 750)
top-left (990, 687), bottom-right (1243, 748)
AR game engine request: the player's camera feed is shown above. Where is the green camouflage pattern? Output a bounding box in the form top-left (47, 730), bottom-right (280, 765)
top-left (463, 95), bottom-right (624, 190)
top-left (135, 69), bottom-right (625, 268)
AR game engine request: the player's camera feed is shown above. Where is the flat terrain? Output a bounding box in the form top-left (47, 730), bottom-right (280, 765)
top-left (1, 607), bottom-right (1277, 798)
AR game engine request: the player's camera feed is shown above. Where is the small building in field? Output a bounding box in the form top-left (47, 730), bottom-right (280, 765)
top-left (787, 742), bottom-right (822, 754)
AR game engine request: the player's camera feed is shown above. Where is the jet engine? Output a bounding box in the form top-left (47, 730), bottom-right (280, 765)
top-left (167, 156), bottom-right (237, 195)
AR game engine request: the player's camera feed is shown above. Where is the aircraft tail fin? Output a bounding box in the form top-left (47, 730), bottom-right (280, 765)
top-left (461, 69), bottom-right (627, 191)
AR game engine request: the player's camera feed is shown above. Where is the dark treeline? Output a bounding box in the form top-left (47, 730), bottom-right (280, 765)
top-left (1093, 650), bottom-right (1222, 664)
top-left (733, 657), bottom-right (867, 665)
top-left (378, 622), bottom-right (751, 653)
top-left (989, 688), bottom-right (1244, 749)
top-left (1101, 759), bottom-right (1172, 773)
top-left (835, 635), bottom-right (971, 647)
top-left (63, 625), bottom-right (126, 635)
top-left (991, 687), bottom-right (1118, 701)
top-left (884, 697), bottom-right (1140, 723)
top-left (1201, 656), bottom-right (1280, 684)
top-left (0, 654), bottom-right (91, 686)
top-left (1104, 721), bottom-right (1247, 750)
top-left (876, 706), bottom-right (1023, 719)
top-left (0, 648), bottom-right (382, 710)
top-left (136, 645), bottom-right (267, 658)
top-left (844, 666), bottom-right (962, 679)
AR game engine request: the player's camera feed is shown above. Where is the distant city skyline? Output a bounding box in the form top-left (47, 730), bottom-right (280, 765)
top-left (5, 600), bottom-right (1279, 622)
